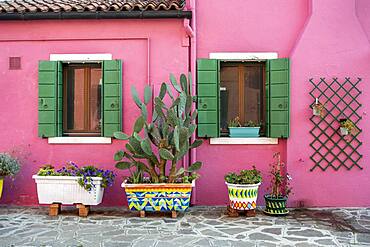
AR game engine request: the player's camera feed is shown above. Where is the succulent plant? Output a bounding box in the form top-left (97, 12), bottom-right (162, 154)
top-left (114, 73), bottom-right (203, 184)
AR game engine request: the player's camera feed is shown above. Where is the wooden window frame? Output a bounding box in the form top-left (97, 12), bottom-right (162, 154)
top-left (63, 63), bottom-right (102, 137)
top-left (220, 61), bottom-right (266, 133)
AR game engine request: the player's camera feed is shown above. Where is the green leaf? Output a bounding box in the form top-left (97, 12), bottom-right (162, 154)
top-left (114, 150), bottom-right (125, 161)
top-left (174, 126), bottom-right (180, 151)
top-left (188, 124), bottom-right (197, 136)
top-left (191, 109), bottom-right (198, 121)
top-left (188, 161), bottom-right (202, 172)
top-left (131, 85), bottom-right (142, 108)
top-left (159, 148), bottom-right (175, 160)
top-left (180, 74), bottom-right (188, 94)
top-left (115, 161), bottom-right (132, 170)
top-left (170, 74), bottom-right (182, 93)
top-left (141, 104), bottom-right (148, 120)
top-left (159, 83), bottom-right (167, 100)
top-left (134, 116), bottom-right (145, 133)
top-left (125, 143), bottom-right (135, 154)
top-left (140, 139), bottom-right (153, 155)
top-left (191, 139), bottom-right (203, 149)
top-left (175, 167), bottom-right (185, 176)
top-left (166, 83), bottom-right (174, 100)
top-left (113, 132), bottom-right (129, 140)
top-left (144, 86), bottom-right (152, 105)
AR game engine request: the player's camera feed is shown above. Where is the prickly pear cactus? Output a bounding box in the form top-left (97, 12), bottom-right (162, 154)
top-left (114, 73), bottom-right (203, 183)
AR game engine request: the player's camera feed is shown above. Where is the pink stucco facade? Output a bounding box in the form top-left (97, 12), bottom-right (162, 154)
top-left (0, 0), bottom-right (369, 207)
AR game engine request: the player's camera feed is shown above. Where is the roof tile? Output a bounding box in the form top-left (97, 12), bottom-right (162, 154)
top-left (0, 0), bottom-right (185, 13)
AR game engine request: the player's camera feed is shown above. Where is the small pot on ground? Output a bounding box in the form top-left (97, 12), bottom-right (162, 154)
top-left (224, 167), bottom-right (262, 214)
top-left (264, 152), bottom-right (292, 216)
top-left (264, 195), bottom-right (288, 215)
top-left (0, 153), bottom-right (20, 199)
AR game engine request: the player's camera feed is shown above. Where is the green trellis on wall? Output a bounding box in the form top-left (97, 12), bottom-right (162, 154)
top-left (309, 77), bottom-right (362, 171)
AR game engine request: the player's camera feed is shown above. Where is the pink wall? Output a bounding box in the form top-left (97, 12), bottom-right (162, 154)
top-left (194, 0), bottom-right (309, 206)
top-left (0, 19), bottom-right (189, 206)
top-left (288, 0), bottom-right (370, 207)
top-left (1, 0), bottom-right (370, 207)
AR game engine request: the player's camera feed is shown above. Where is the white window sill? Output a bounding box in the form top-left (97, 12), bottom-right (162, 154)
top-left (48, 137), bottom-right (112, 144)
top-left (210, 137), bottom-right (278, 145)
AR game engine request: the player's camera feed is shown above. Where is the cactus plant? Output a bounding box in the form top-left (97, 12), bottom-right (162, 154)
top-left (114, 73), bottom-right (203, 184)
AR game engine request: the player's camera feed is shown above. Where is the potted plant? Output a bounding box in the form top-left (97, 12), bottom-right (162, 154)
top-left (264, 152), bottom-right (292, 216)
top-left (228, 117), bottom-right (261, 137)
top-left (225, 166), bottom-right (262, 215)
top-left (312, 98), bottom-right (325, 117)
top-left (339, 118), bottom-right (357, 136)
top-left (32, 162), bottom-right (115, 216)
top-left (0, 153), bottom-right (20, 199)
top-left (114, 73), bottom-right (203, 218)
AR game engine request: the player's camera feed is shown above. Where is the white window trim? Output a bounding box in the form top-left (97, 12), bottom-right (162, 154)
top-left (48, 53), bottom-right (113, 144)
top-left (209, 52), bottom-right (279, 145)
top-left (210, 137), bottom-right (278, 145)
top-left (50, 53), bottom-right (112, 63)
top-left (209, 52), bottom-right (278, 60)
top-left (48, 137), bottom-right (112, 144)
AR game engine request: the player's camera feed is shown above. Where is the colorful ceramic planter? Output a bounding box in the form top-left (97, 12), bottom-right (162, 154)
top-left (229, 127), bottom-right (260, 138)
top-left (264, 194), bottom-right (289, 215)
top-left (32, 175), bottom-right (104, 205)
top-left (226, 182), bottom-right (261, 210)
top-left (122, 182), bottom-right (194, 212)
top-left (0, 178), bottom-right (3, 199)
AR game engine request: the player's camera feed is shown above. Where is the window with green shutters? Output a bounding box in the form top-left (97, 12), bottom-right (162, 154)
top-left (38, 59), bottom-right (122, 138)
top-left (197, 58), bottom-right (290, 139)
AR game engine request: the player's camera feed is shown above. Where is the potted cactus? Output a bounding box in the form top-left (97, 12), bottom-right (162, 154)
top-left (225, 166), bottom-right (262, 216)
top-left (114, 73), bottom-right (203, 218)
top-left (0, 153), bottom-right (20, 199)
top-left (264, 152), bottom-right (292, 216)
top-left (228, 117), bottom-right (261, 137)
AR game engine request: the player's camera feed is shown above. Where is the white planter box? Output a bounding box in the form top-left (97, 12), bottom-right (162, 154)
top-left (32, 175), bottom-right (104, 205)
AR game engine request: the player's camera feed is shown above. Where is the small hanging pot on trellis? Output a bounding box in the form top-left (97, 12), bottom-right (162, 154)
top-left (339, 118), bottom-right (356, 136)
top-left (312, 98), bottom-right (325, 117)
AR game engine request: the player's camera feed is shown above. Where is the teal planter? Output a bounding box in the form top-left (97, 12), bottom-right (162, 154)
top-left (229, 127), bottom-right (260, 138)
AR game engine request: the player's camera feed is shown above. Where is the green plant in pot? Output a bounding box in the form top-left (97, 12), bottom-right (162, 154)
top-left (225, 166), bottom-right (262, 212)
top-left (339, 118), bottom-right (357, 136)
top-left (264, 152), bottom-right (292, 216)
top-left (228, 117), bottom-right (261, 138)
top-left (113, 73), bottom-right (203, 217)
top-left (0, 153), bottom-right (20, 199)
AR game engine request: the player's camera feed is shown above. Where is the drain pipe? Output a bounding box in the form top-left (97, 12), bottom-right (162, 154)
top-left (186, 0), bottom-right (198, 205)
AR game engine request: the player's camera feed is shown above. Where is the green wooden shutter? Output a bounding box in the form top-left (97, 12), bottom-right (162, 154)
top-left (102, 60), bottom-right (122, 137)
top-left (197, 59), bottom-right (219, 138)
top-left (266, 58), bottom-right (290, 138)
top-left (57, 61), bottom-right (63, 136)
top-left (38, 61), bottom-right (59, 137)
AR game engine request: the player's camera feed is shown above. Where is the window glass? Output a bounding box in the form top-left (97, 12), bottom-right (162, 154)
top-left (220, 62), bottom-right (265, 136)
top-left (64, 64), bottom-right (102, 136)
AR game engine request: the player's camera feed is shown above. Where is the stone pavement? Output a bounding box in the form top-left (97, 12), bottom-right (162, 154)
top-left (0, 206), bottom-right (369, 247)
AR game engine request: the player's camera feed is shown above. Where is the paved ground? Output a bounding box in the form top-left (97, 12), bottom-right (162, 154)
top-left (0, 206), bottom-right (369, 247)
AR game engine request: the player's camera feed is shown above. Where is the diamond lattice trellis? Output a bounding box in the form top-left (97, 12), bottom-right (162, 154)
top-left (309, 77), bottom-right (362, 171)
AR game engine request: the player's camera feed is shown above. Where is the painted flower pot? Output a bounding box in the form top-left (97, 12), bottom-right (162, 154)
top-left (340, 127), bottom-right (349, 136)
top-left (122, 182), bottom-right (194, 212)
top-left (0, 178), bottom-right (3, 199)
top-left (32, 175), bottom-right (104, 205)
top-left (229, 127), bottom-right (260, 138)
top-left (264, 194), bottom-right (288, 215)
top-left (226, 182), bottom-right (261, 210)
